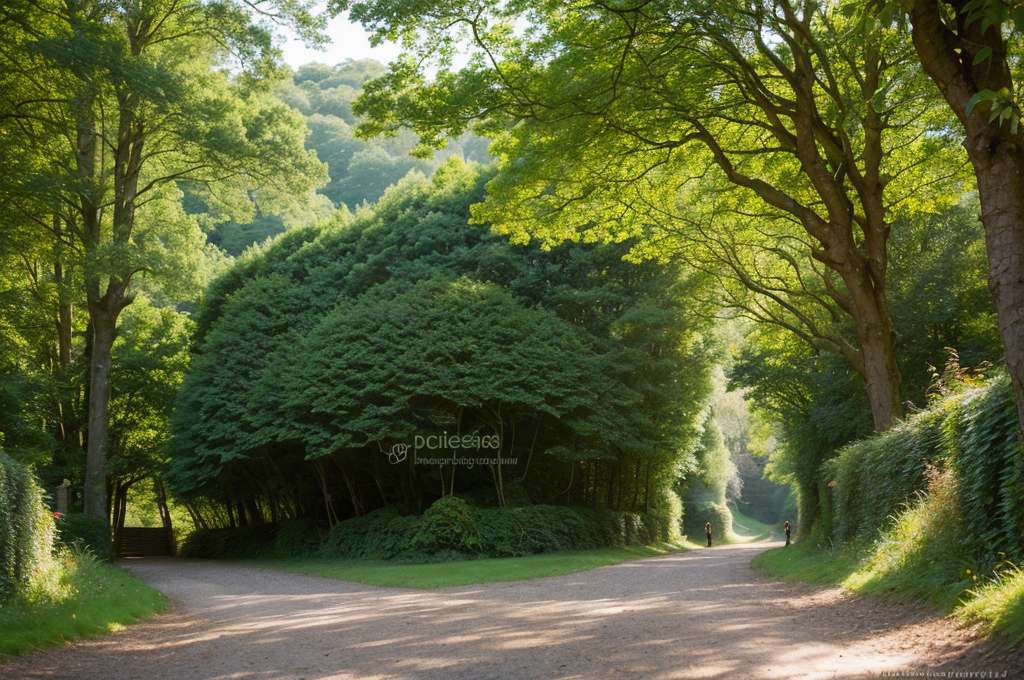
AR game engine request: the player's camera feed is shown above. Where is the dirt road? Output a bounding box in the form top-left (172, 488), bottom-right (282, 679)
top-left (2, 543), bottom-right (1021, 680)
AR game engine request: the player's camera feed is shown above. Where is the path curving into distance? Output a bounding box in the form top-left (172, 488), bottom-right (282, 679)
top-left (3, 542), bottom-right (1022, 680)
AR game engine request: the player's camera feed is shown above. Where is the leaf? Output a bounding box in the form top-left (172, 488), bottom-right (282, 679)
top-left (878, 3), bottom-right (898, 28)
top-left (1013, 7), bottom-right (1024, 32)
top-left (973, 46), bottom-right (993, 65)
top-left (966, 89), bottom-right (998, 117)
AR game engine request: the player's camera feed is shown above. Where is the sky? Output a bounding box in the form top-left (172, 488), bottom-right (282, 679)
top-left (278, 11), bottom-right (404, 69)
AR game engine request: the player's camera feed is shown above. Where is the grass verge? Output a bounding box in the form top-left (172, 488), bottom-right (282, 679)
top-left (751, 540), bottom-right (865, 585)
top-left (0, 550), bottom-right (167, 657)
top-left (959, 565), bottom-right (1024, 646)
top-left (730, 509), bottom-right (779, 542)
top-left (753, 540), bottom-right (1024, 647)
top-left (249, 542), bottom-right (691, 589)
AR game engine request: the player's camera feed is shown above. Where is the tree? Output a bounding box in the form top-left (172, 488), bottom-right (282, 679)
top-left (731, 198), bottom-right (1003, 532)
top-left (106, 298), bottom-right (193, 545)
top-left (167, 161), bottom-right (717, 525)
top-left (0, 0), bottom-right (327, 519)
top-left (903, 0), bottom-right (1024, 436)
top-left (340, 0), bottom-right (965, 431)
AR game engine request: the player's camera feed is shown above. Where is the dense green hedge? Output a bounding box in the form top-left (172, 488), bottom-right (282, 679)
top-left (683, 501), bottom-right (732, 542)
top-left (0, 451), bottom-right (55, 601)
top-left (322, 499), bottom-right (652, 560)
top-left (181, 497), bottom-right (680, 562)
top-left (55, 514), bottom-right (113, 562)
top-left (179, 525), bottom-right (280, 559)
top-left (821, 376), bottom-right (1024, 570)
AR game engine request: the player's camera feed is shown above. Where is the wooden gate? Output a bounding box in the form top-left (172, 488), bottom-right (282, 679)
top-left (116, 527), bottom-right (174, 557)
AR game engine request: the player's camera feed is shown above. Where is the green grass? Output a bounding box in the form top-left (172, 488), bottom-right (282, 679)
top-left (751, 540), bottom-right (866, 585)
top-left (0, 551), bottom-right (167, 657)
top-left (249, 542), bottom-right (691, 589)
top-left (730, 509), bottom-right (779, 542)
top-left (752, 527), bottom-right (1024, 647)
top-left (958, 564), bottom-right (1024, 646)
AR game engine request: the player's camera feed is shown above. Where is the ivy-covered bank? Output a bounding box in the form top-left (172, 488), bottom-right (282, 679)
top-left (0, 452), bottom-right (165, 656)
top-left (756, 376), bottom-right (1024, 645)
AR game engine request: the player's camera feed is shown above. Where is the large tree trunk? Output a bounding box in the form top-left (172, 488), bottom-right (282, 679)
top-left (82, 303), bottom-right (118, 519)
top-left (972, 153), bottom-right (1024, 432)
top-left (852, 302), bottom-right (903, 432)
top-left (911, 0), bottom-right (1024, 436)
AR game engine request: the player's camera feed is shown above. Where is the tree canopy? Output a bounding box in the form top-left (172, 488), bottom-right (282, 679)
top-left (338, 0), bottom-right (968, 432)
top-left (166, 160), bottom-right (717, 525)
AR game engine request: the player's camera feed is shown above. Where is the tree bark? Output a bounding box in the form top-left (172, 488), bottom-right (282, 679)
top-left (849, 286), bottom-right (903, 432)
top-left (83, 307), bottom-right (117, 519)
top-left (974, 164), bottom-right (1024, 433)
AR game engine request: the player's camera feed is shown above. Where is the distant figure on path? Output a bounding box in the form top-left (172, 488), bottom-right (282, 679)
top-left (705, 522), bottom-right (712, 547)
top-left (784, 521), bottom-right (791, 546)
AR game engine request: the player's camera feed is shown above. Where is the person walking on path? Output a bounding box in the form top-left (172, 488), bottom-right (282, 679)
top-left (784, 521), bottom-right (791, 546)
top-left (705, 522), bottom-right (712, 548)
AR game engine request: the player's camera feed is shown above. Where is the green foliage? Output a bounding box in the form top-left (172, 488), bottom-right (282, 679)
top-left (411, 497), bottom-right (482, 554)
top-left (168, 160), bottom-right (716, 527)
top-left (824, 375), bottom-right (1024, 571)
top-left (313, 501), bottom-right (659, 562)
top-left (642, 490), bottom-right (683, 544)
top-left (0, 549), bottom-right (167, 656)
top-left (0, 452), bottom-right (55, 601)
top-left (684, 501), bottom-right (733, 543)
top-left (195, 59), bottom-right (494, 258)
top-left (273, 518), bottom-right (324, 559)
top-left (178, 526), bottom-right (279, 560)
top-left (54, 514), bottom-right (112, 563)
top-left (320, 508), bottom-right (422, 561)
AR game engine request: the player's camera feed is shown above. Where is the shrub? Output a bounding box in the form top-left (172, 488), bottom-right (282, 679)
top-left (410, 497), bottom-right (481, 554)
top-left (320, 507), bottom-right (422, 560)
top-left (823, 402), bottom-right (951, 545)
top-left (0, 451), bottom-right (55, 601)
top-left (685, 501), bottom-right (732, 541)
top-left (471, 505), bottom-right (640, 555)
top-left (179, 525), bottom-right (278, 559)
top-left (273, 517), bottom-right (323, 558)
top-left (55, 513), bottom-right (113, 562)
top-left (642, 489), bottom-right (683, 543)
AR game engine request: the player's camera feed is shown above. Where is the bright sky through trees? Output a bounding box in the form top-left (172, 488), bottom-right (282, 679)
top-left (278, 9), bottom-right (403, 67)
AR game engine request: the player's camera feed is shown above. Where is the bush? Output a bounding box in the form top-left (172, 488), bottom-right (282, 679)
top-left (179, 525), bottom-right (278, 559)
top-left (411, 497), bottom-right (482, 554)
top-left (55, 513), bottom-right (113, 562)
top-left (273, 517), bottom-right (323, 558)
top-left (685, 501), bottom-right (732, 542)
top-left (822, 403), bottom-right (950, 545)
top-left (0, 451), bottom-right (55, 601)
top-left (320, 507), bottom-right (422, 560)
top-left (642, 490), bottom-right (683, 543)
top-left (181, 502), bottom-right (675, 564)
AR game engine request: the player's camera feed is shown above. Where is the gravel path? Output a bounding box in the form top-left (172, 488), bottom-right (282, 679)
top-left (3, 542), bottom-right (1022, 680)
